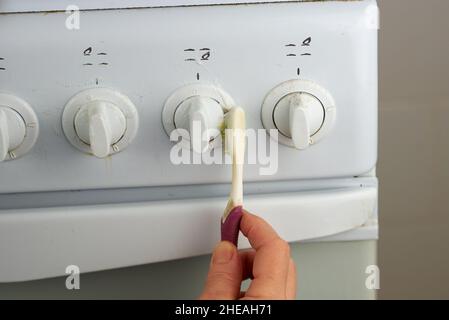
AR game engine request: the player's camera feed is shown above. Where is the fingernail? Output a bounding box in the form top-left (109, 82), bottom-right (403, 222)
top-left (212, 241), bottom-right (235, 264)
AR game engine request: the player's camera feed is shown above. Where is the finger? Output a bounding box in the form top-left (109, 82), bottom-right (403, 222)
top-left (286, 259), bottom-right (297, 300)
top-left (199, 241), bottom-right (242, 300)
top-left (240, 211), bottom-right (291, 299)
top-left (239, 250), bottom-right (256, 280)
top-left (240, 210), bottom-right (280, 250)
top-left (244, 239), bottom-right (290, 299)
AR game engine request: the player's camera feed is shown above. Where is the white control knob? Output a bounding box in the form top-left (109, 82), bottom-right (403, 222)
top-left (174, 96), bottom-right (224, 153)
top-left (0, 107), bottom-right (26, 161)
top-left (74, 101), bottom-right (126, 158)
top-left (62, 88), bottom-right (139, 158)
top-left (162, 84), bottom-right (234, 153)
top-left (0, 94), bottom-right (39, 161)
top-left (273, 93), bottom-right (324, 150)
top-left (262, 80), bottom-right (336, 149)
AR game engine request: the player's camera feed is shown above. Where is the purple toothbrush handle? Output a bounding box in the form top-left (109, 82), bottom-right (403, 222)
top-left (221, 206), bottom-right (243, 246)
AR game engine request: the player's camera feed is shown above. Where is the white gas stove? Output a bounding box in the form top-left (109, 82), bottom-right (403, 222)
top-left (0, 0), bottom-right (379, 283)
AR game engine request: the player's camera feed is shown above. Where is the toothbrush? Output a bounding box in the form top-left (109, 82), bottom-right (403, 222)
top-left (221, 107), bottom-right (246, 246)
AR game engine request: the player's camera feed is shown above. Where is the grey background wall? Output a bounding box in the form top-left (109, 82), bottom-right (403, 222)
top-left (378, 0), bottom-right (449, 299)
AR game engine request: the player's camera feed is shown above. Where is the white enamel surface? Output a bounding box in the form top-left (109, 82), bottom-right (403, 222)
top-left (0, 0), bottom-right (300, 13)
top-left (0, 1), bottom-right (378, 282)
top-left (0, 1), bottom-right (377, 193)
top-left (0, 186), bottom-right (377, 282)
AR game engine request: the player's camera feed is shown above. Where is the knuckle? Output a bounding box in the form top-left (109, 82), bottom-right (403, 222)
top-left (273, 238), bottom-right (290, 255)
top-left (202, 289), bottom-right (232, 300)
top-left (203, 271), bottom-right (239, 300)
top-left (208, 271), bottom-right (238, 285)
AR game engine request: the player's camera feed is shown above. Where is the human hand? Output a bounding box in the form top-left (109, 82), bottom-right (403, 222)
top-left (199, 211), bottom-right (296, 300)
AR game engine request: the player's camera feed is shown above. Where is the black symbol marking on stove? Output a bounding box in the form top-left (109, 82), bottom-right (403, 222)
top-left (184, 47), bottom-right (212, 62)
top-left (201, 51), bottom-right (210, 61)
top-left (83, 47), bottom-right (109, 67)
top-left (196, 73), bottom-right (200, 81)
top-left (83, 47), bottom-right (93, 56)
top-left (285, 37), bottom-right (312, 57)
top-left (0, 57), bottom-right (5, 71)
top-left (302, 37), bottom-right (312, 46)
top-left (285, 43), bottom-right (297, 57)
top-left (297, 67), bottom-right (301, 76)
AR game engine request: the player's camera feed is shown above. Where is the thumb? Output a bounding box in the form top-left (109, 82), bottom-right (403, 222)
top-left (199, 241), bottom-right (242, 300)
